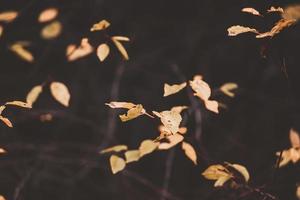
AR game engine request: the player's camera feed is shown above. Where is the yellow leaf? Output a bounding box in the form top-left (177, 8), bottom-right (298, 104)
top-left (170, 106), bottom-right (188, 114)
top-left (112, 36), bottom-right (130, 41)
top-left (90, 20), bottom-right (110, 31)
top-left (105, 102), bottom-right (136, 109)
top-left (220, 83), bottom-right (238, 97)
top-left (41, 21), bottom-right (62, 39)
top-left (26, 85), bottom-right (43, 107)
top-left (97, 43), bottom-right (110, 62)
top-left (204, 100), bottom-right (219, 114)
top-left (202, 164), bottom-right (231, 180)
top-left (189, 75), bottom-right (211, 101)
top-left (38, 8), bottom-right (58, 23)
top-left (227, 25), bottom-right (259, 36)
top-left (119, 104), bottom-right (145, 122)
top-left (110, 155), bottom-right (126, 174)
top-left (5, 101), bottom-right (32, 108)
top-left (290, 128), bottom-right (300, 148)
top-left (153, 110), bottom-right (182, 134)
top-left (158, 133), bottom-right (184, 150)
top-left (112, 37), bottom-right (129, 60)
top-left (0, 116), bottom-right (13, 128)
top-left (229, 163), bottom-right (250, 182)
top-left (100, 145), bottom-right (128, 154)
top-left (10, 43), bottom-right (34, 62)
top-left (139, 140), bottom-right (158, 157)
top-left (125, 150), bottom-right (140, 163)
top-left (182, 142), bottom-right (197, 164)
top-left (241, 7), bottom-right (262, 16)
top-left (0, 11), bottom-right (18, 23)
top-left (67, 38), bottom-right (94, 61)
top-left (163, 82), bottom-right (187, 97)
top-left (50, 82), bottom-right (70, 107)
top-left (214, 175), bottom-right (231, 187)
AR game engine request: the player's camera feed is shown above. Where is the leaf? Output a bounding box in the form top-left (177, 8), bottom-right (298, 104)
top-left (227, 25), bottom-right (259, 36)
top-left (290, 128), bottom-right (300, 148)
top-left (189, 75), bottom-right (211, 101)
top-left (182, 142), bottom-right (197, 164)
top-left (158, 133), bottom-right (184, 150)
top-left (0, 116), bottom-right (13, 128)
top-left (204, 100), bottom-right (219, 114)
top-left (41, 21), bottom-right (62, 39)
top-left (178, 127), bottom-right (188, 134)
top-left (90, 20), bottom-right (110, 31)
top-left (38, 8), bottom-right (58, 23)
top-left (153, 110), bottom-right (182, 134)
top-left (105, 102), bottom-right (136, 109)
top-left (112, 37), bottom-right (129, 60)
top-left (0, 25), bottom-right (3, 38)
top-left (229, 163), bottom-right (250, 182)
top-left (100, 145), bottom-right (128, 154)
top-left (0, 148), bottom-right (6, 154)
top-left (170, 106), bottom-right (188, 114)
top-left (0, 195), bottom-right (5, 200)
top-left (163, 82), bottom-right (187, 97)
top-left (282, 4), bottom-right (300, 20)
top-left (26, 85), bottom-right (43, 106)
top-left (125, 150), bottom-right (140, 163)
top-left (297, 185), bottom-right (300, 200)
top-left (139, 140), bottom-right (158, 157)
top-left (202, 165), bottom-right (231, 180)
top-left (10, 42), bottom-right (34, 62)
top-left (119, 104), bottom-right (145, 122)
top-left (256, 18), bottom-right (296, 38)
top-left (50, 82), bottom-right (71, 107)
top-left (214, 176), bottom-right (231, 187)
top-left (0, 11), bottom-right (18, 23)
top-left (267, 6), bottom-right (284, 13)
top-left (67, 38), bottom-right (94, 61)
top-left (241, 8), bottom-right (262, 16)
top-left (112, 36), bottom-right (130, 41)
top-left (5, 101), bottom-right (32, 108)
top-left (97, 43), bottom-right (110, 62)
top-left (220, 83), bottom-right (238, 97)
top-left (0, 106), bottom-right (6, 115)
top-left (110, 155), bottom-right (126, 174)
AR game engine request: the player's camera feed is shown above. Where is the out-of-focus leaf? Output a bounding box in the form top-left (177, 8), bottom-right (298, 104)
top-left (158, 133), bottom-right (184, 150)
top-left (112, 36), bottom-right (130, 41)
top-left (38, 8), bottom-right (58, 23)
top-left (139, 140), bottom-right (158, 157)
top-left (153, 110), bottom-right (182, 134)
top-left (268, 6), bottom-right (284, 13)
top-left (112, 37), bottom-right (129, 60)
top-left (0, 148), bottom-right (6, 154)
top-left (26, 85), bottom-right (43, 107)
top-left (0, 116), bottom-right (12, 128)
top-left (41, 21), bottom-right (62, 39)
top-left (297, 185), bottom-right (300, 200)
top-left (0, 106), bottom-right (6, 115)
top-left (227, 25), bottom-right (259, 36)
top-left (67, 38), bottom-right (94, 61)
top-left (97, 43), bottom-right (110, 62)
top-left (100, 145), bottom-right (128, 154)
top-left (220, 83), bottom-right (238, 97)
top-left (125, 150), bottom-right (140, 163)
top-left (90, 20), bottom-right (110, 31)
top-left (290, 128), bottom-right (300, 148)
top-left (5, 101), bottom-right (32, 108)
top-left (50, 82), bottom-right (70, 107)
top-left (0, 25), bottom-right (3, 38)
top-left (182, 142), bottom-right (197, 164)
top-left (10, 42), bottom-right (34, 62)
top-left (204, 100), bottom-right (219, 114)
top-left (163, 82), bottom-right (187, 97)
top-left (282, 4), bottom-right (300, 20)
top-left (256, 19), bottom-right (296, 38)
top-left (170, 106), bottom-right (188, 114)
top-left (0, 195), bottom-right (5, 200)
top-left (241, 7), bottom-right (262, 16)
top-left (110, 155), bottom-right (126, 174)
top-left (0, 11), bottom-right (18, 23)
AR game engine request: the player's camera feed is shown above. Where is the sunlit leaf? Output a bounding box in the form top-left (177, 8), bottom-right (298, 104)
top-left (41, 21), bottom-right (62, 39)
top-left (100, 145), bottom-right (128, 154)
top-left (97, 43), bottom-right (110, 62)
top-left (189, 75), bottom-right (211, 101)
top-left (220, 83), bottom-right (238, 97)
top-left (67, 38), bottom-right (94, 61)
top-left (0, 106), bottom-right (5, 115)
top-left (10, 42), bottom-right (34, 62)
top-left (170, 106), bottom-right (188, 114)
top-left (0, 148), bottom-right (6, 154)
top-left (125, 150), bottom-right (140, 163)
top-left (282, 4), bottom-right (300, 20)
top-left (112, 37), bottom-right (129, 60)
top-left (290, 128), bottom-right (300, 148)
top-left (241, 7), bottom-right (262, 16)
top-left (26, 85), bottom-right (43, 107)
top-left (214, 176), bottom-right (231, 187)
top-left (204, 100), bottom-right (219, 114)
top-left (5, 101), bottom-right (32, 108)
top-left (267, 6), bottom-right (284, 13)
top-left (153, 110), bottom-right (182, 134)
top-left (0, 195), bottom-right (5, 200)
top-left (256, 19), bottom-right (296, 38)
top-left (112, 36), bottom-right (130, 41)
top-left (50, 82), bottom-right (70, 107)
top-left (227, 25), bottom-right (259, 36)
top-left (105, 102), bottom-right (136, 109)
top-left (182, 142), bottom-right (197, 164)
top-left (90, 20), bottom-right (110, 31)
top-left (0, 11), bottom-right (18, 23)
top-left (38, 8), bottom-right (58, 23)
top-left (202, 165), bottom-right (231, 180)
top-left (0, 116), bottom-right (12, 128)
top-left (110, 155), bottom-right (126, 174)
top-left (119, 104), bottom-right (145, 122)
top-left (158, 133), bottom-right (184, 150)
top-left (163, 82), bottom-right (187, 97)
top-left (228, 163), bottom-right (250, 182)
top-left (139, 140), bottom-right (158, 157)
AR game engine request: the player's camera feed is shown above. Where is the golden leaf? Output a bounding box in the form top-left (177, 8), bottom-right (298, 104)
top-left (267, 6), bottom-right (284, 13)
top-left (90, 20), bottom-right (110, 31)
top-left (0, 11), bottom-right (18, 23)
top-left (10, 42), bottom-right (34, 62)
top-left (170, 106), bottom-right (188, 114)
top-left (256, 19), bottom-right (296, 38)
top-left (220, 83), bottom-right (238, 97)
top-left (163, 82), bottom-right (187, 97)
top-left (153, 110), bottom-right (182, 134)
top-left (5, 101), bottom-right (32, 108)
top-left (290, 128), bottom-right (300, 148)
top-left (112, 36), bottom-right (130, 41)
top-left (41, 21), bottom-right (62, 39)
top-left (227, 25), bottom-right (259, 36)
top-left (189, 75), bottom-right (211, 101)
top-left (67, 38), bottom-right (94, 61)
top-left (0, 116), bottom-right (13, 128)
top-left (38, 8), bottom-right (58, 23)
top-left (204, 100), bottom-right (219, 114)
top-left (228, 163), bottom-right (250, 182)
top-left (26, 85), bottom-right (43, 107)
top-left (110, 155), bottom-right (126, 174)
top-left (125, 150), bottom-right (140, 163)
top-left (119, 104), bottom-right (145, 122)
top-left (241, 7), bottom-right (262, 16)
top-left (50, 82), bottom-right (71, 107)
top-left (112, 37), bottom-right (129, 60)
top-left (105, 102), bottom-right (136, 109)
top-left (139, 140), bottom-right (158, 157)
top-left (202, 165), bottom-right (233, 187)
top-left (182, 142), bottom-right (197, 164)
top-left (158, 133), bottom-right (184, 150)
top-left (97, 43), bottom-right (110, 62)
top-left (214, 176), bottom-right (232, 187)
top-left (100, 145), bottom-right (128, 154)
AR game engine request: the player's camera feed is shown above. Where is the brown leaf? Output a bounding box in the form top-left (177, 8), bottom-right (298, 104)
top-left (220, 83), bottom-right (238, 97)
top-left (67, 38), bottom-right (94, 61)
top-left (163, 82), bottom-right (187, 97)
top-left (112, 37), bottom-right (129, 60)
top-left (38, 8), bottom-right (58, 23)
top-left (97, 43), bottom-right (110, 62)
top-left (139, 140), bottom-right (158, 157)
top-left (153, 110), bottom-right (182, 134)
top-left (0, 11), bottom-right (18, 23)
top-left (50, 82), bottom-right (71, 107)
top-left (110, 155), bottom-right (126, 174)
top-left (125, 150), bottom-right (140, 163)
top-left (10, 42), bottom-right (34, 62)
top-left (182, 142), bottom-right (197, 164)
top-left (5, 101), bottom-right (32, 108)
top-left (41, 21), bottom-right (62, 39)
top-left (100, 145), bottom-right (128, 154)
top-left (227, 25), bottom-right (259, 36)
top-left (241, 8), bottom-right (262, 16)
top-left (90, 20), bottom-right (110, 31)
top-left (26, 85), bottom-right (43, 107)
top-left (290, 128), bottom-right (300, 148)
top-left (158, 133), bottom-right (184, 150)
top-left (0, 116), bottom-right (13, 128)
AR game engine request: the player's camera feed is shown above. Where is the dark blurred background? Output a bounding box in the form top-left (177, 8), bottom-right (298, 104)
top-left (0, 0), bottom-right (300, 199)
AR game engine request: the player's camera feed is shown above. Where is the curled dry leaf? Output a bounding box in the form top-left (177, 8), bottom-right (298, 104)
top-left (112, 36), bottom-right (130, 41)
top-left (139, 140), bottom-right (158, 157)
top-left (67, 38), bottom-right (94, 61)
top-left (182, 142), bottom-right (197, 164)
top-left (26, 85), bottom-right (43, 106)
top-left (227, 25), bottom-right (259, 36)
top-left (41, 21), bottom-right (62, 39)
top-left (163, 82), bottom-right (187, 97)
top-left (10, 42), bottom-right (34, 62)
top-left (5, 101), bottom-right (32, 108)
top-left (90, 20), bottom-right (110, 31)
top-left (110, 155), bottom-right (126, 174)
top-left (256, 18), bottom-right (296, 38)
top-left (0, 11), bottom-right (18, 23)
top-left (105, 102), bottom-right (135, 109)
top-left (220, 83), bottom-right (238, 97)
top-left (112, 37), bottom-right (129, 60)
top-left (119, 104), bottom-right (145, 122)
top-left (158, 133), bottom-right (184, 150)
top-left (153, 110), bottom-right (182, 134)
top-left (97, 43), bottom-right (110, 62)
top-left (50, 82), bottom-right (71, 107)
top-left (125, 150), bottom-right (140, 163)
top-left (202, 165), bottom-right (232, 187)
top-left (38, 8), bottom-right (58, 23)
top-left (100, 145), bottom-right (128, 154)
top-left (242, 8), bottom-right (262, 16)
top-left (268, 7), bottom-right (284, 13)
top-left (0, 116), bottom-right (12, 128)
